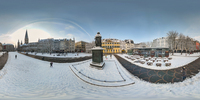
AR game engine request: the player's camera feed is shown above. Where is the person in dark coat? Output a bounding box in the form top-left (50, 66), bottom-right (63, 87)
top-left (50, 62), bottom-right (53, 67)
top-left (15, 55), bottom-right (17, 59)
top-left (181, 67), bottom-right (187, 81)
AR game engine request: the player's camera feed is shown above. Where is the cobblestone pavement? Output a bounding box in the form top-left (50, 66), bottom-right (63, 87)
top-left (115, 55), bottom-right (200, 83)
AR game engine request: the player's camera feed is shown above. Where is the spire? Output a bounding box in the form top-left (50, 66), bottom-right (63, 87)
top-left (25, 30), bottom-right (28, 38)
top-left (25, 30), bottom-right (29, 44)
top-left (17, 39), bottom-right (20, 49)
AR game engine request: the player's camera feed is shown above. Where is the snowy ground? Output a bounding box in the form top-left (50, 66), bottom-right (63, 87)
top-left (70, 56), bottom-right (134, 86)
top-left (172, 52), bottom-right (200, 57)
top-left (0, 52), bottom-right (5, 57)
top-left (0, 52), bottom-right (200, 100)
top-left (118, 53), bottom-right (200, 70)
top-left (21, 52), bottom-right (92, 58)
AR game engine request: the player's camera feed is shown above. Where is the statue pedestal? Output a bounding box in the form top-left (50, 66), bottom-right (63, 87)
top-left (90, 47), bottom-right (105, 69)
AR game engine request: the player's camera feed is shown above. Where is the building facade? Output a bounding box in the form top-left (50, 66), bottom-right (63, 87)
top-left (85, 41), bottom-right (95, 53)
top-left (152, 37), bottom-right (169, 48)
top-left (152, 36), bottom-right (200, 53)
top-left (120, 39), bottom-right (134, 53)
top-left (18, 30), bottom-right (75, 53)
top-left (0, 42), bottom-right (2, 51)
top-left (102, 38), bottom-right (121, 53)
top-left (60, 38), bottom-right (75, 52)
top-left (2, 44), bottom-right (14, 51)
top-left (196, 41), bottom-right (200, 51)
top-left (75, 41), bottom-right (88, 52)
top-left (36, 38), bottom-right (54, 53)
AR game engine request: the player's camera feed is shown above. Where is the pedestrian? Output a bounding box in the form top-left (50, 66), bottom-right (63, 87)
top-left (181, 67), bottom-right (187, 81)
top-left (105, 54), bottom-right (107, 59)
top-left (50, 62), bottom-right (53, 67)
top-left (110, 54), bottom-right (112, 59)
top-left (15, 55), bottom-right (17, 59)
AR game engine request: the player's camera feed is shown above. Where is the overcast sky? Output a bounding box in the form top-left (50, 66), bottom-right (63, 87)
top-left (1, 0), bottom-right (200, 45)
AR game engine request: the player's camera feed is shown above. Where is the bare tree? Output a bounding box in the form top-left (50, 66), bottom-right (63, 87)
top-left (40, 39), bottom-right (54, 53)
top-left (167, 31), bottom-right (179, 55)
top-left (178, 33), bottom-right (185, 55)
top-left (184, 36), bottom-right (191, 56)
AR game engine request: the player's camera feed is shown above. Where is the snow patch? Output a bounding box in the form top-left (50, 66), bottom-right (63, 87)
top-left (21, 52), bottom-right (92, 58)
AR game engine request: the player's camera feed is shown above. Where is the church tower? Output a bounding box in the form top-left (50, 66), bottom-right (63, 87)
top-left (17, 40), bottom-right (20, 49)
top-left (25, 30), bottom-right (29, 44)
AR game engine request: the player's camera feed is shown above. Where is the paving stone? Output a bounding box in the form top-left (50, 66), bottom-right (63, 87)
top-left (114, 55), bottom-right (200, 84)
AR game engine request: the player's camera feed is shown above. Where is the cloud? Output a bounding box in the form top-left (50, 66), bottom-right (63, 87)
top-left (66, 34), bottom-right (74, 39)
top-left (0, 32), bottom-right (13, 44)
top-left (0, 28), bottom-right (52, 45)
top-left (59, 31), bottom-right (65, 33)
top-left (193, 36), bottom-right (200, 42)
top-left (65, 25), bottom-right (75, 30)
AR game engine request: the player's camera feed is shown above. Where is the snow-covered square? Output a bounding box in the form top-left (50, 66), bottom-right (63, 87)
top-left (0, 52), bottom-right (200, 100)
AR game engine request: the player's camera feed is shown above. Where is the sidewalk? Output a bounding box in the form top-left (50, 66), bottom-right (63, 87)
top-left (0, 53), bottom-right (8, 70)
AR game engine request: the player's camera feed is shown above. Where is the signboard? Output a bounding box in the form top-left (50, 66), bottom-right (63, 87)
top-left (196, 42), bottom-right (199, 50)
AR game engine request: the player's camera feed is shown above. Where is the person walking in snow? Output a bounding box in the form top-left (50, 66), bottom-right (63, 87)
top-left (15, 55), bottom-right (17, 59)
top-left (181, 67), bottom-right (187, 81)
top-left (50, 62), bottom-right (53, 67)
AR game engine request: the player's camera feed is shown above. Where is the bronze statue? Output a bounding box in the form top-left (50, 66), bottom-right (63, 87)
top-left (95, 32), bottom-right (101, 47)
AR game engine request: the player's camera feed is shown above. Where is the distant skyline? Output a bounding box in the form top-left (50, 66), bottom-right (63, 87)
top-left (1, 0), bottom-right (200, 45)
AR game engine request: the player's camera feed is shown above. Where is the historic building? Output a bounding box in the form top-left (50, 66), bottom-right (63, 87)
top-left (152, 37), bottom-right (169, 48)
top-left (37, 38), bottom-right (54, 53)
top-left (75, 41), bottom-right (88, 52)
top-left (18, 30), bottom-right (75, 53)
top-left (151, 36), bottom-right (200, 53)
top-left (85, 41), bottom-right (95, 53)
top-left (120, 39), bottom-right (134, 53)
top-left (196, 41), bottom-right (200, 51)
top-left (59, 38), bottom-right (75, 52)
top-left (2, 44), bottom-right (14, 51)
top-left (102, 38), bottom-right (121, 53)
top-left (0, 42), bottom-right (2, 51)
top-left (24, 30), bottom-right (29, 44)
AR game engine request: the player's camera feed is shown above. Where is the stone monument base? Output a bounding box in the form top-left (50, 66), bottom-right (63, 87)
top-left (90, 61), bottom-right (105, 70)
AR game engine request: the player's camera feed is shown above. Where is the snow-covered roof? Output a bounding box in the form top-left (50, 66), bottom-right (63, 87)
top-left (20, 44), bottom-right (28, 46)
top-left (2, 44), bottom-right (14, 46)
top-left (102, 38), bottom-right (121, 42)
top-left (38, 38), bottom-right (74, 42)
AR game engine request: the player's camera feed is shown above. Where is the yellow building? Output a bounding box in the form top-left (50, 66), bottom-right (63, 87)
top-left (75, 41), bottom-right (88, 52)
top-left (102, 39), bottom-right (121, 53)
